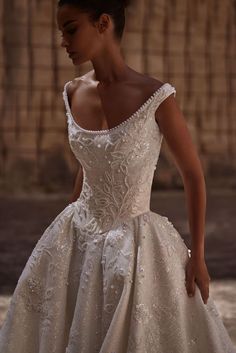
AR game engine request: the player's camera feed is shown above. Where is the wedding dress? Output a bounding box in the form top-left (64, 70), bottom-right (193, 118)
top-left (0, 75), bottom-right (235, 353)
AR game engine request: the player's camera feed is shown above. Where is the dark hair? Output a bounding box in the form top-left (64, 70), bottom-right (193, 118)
top-left (57, 0), bottom-right (132, 41)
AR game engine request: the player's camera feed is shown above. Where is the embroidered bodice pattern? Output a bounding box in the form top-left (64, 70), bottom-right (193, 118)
top-left (62, 81), bottom-right (176, 235)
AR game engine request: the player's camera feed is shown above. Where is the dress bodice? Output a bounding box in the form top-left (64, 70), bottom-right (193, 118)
top-left (62, 79), bottom-right (176, 235)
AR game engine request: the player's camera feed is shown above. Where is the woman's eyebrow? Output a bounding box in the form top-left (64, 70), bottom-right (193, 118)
top-left (63, 20), bottom-right (77, 27)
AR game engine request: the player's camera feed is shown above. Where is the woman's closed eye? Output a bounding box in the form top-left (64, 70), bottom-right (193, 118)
top-left (67, 28), bottom-right (77, 35)
top-left (61, 28), bottom-right (77, 37)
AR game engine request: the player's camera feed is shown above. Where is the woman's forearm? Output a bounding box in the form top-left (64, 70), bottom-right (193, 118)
top-left (69, 165), bottom-right (83, 203)
top-left (182, 170), bottom-right (207, 260)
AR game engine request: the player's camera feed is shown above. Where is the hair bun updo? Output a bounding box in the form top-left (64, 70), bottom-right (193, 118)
top-left (121, 0), bottom-right (132, 8)
top-left (58, 0), bottom-right (133, 41)
top-left (100, 0), bottom-right (133, 10)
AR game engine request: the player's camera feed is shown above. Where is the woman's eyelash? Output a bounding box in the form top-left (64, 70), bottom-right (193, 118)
top-left (67, 29), bottom-right (76, 34)
top-left (61, 28), bottom-right (76, 37)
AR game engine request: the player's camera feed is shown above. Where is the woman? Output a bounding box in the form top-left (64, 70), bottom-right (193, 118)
top-left (0, 0), bottom-right (235, 352)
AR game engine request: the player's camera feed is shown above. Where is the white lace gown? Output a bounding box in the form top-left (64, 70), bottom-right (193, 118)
top-left (0, 79), bottom-right (235, 353)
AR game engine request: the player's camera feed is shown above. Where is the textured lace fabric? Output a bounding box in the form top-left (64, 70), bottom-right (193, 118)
top-left (0, 79), bottom-right (235, 353)
top-left (63, 82), bottom-right (175, 235)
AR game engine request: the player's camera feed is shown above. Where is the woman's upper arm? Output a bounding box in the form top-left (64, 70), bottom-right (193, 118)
top-left (155, 95), bottom-right (203, 178)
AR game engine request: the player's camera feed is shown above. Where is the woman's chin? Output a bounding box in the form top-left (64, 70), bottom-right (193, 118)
top-left (70, 57), bottom-right (80, 65)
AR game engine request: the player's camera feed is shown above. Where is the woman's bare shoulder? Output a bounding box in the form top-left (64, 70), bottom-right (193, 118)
top-left (67, 70), bottom-right (95, 97)
top-left (66, 74), bottom-right (87, 104)
top-left (131, 70), bottom-right (165, 93)
top-left (143, 78), bottom-right (167, 98)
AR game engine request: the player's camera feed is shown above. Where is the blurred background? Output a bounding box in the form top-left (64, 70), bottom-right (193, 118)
top-left (0, 0), bottom-right (235, 346)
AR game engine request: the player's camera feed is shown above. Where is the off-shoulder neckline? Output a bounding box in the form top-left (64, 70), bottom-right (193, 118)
top-left (62, 81), bottom-right (173, 135)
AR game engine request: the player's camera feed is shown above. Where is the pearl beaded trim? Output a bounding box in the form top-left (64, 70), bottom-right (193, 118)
top-left (62, 80), bottom-right (172, 136)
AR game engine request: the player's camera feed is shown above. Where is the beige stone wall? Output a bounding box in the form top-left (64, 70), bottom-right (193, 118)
top-left (0, 0), bottom-right (235, 193)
